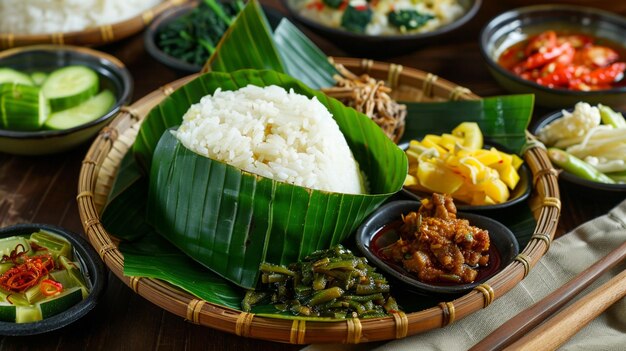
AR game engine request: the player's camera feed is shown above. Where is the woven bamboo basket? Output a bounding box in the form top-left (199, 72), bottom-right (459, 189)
top-left (0, 0), bottom-right (190, 49)
top-left (77, 58), bottom-right (561, 344)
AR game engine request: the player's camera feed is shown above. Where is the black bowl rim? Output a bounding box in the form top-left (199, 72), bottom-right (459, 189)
top-left (529, 106), bottom-right (626, 192)
top-left (398, 140), bottom-right (533, 211)
top-left (0, 45), bottom-right (133, 140)
top-left (144, 2), bottom-right (203, 74)
top-left (479, 4), bottom-right (626, 97)
top-left (144, 2), bottom-right (284, 73)
top-left (282, 0), bottom-right (482, 42)
top-left (0, 223), bottom-right (106, 336)
top-left (355, 200), bottom-right (519, 295)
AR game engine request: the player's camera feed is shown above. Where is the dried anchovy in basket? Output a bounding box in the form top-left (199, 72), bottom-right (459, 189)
top-left (242, 245), bottom-right (400, 319)
top-left (322, 64), bottom-right (407, 143)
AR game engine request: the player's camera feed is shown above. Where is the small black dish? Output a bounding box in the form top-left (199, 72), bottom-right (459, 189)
top-left (145, 2), bottom-right (284, 74)
top-left (480, 4), bottom-right (626, 108)
top-left (356, 200), bottom-right (519, 295)
top-left (281, 0), bottom-right (481, 57)
top-left (0, 223), bottom-right (105, 336)
top-left (530, 108), bottom-right (626, 193)
top-left (399, 141), bottom-right (532, 211)
top-left (0, 45), bottom-right (133, 155)
top-left (144, 2), bottom-right (202, 74)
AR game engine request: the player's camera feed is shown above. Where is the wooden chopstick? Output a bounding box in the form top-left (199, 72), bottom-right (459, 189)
top-left (506, 268), bottom-right (626, 350)
top-left (470, 240), bottom-right (626, 351)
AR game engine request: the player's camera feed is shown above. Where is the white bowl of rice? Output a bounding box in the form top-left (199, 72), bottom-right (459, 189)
top-left (0, 0), bottom-right (183, 48)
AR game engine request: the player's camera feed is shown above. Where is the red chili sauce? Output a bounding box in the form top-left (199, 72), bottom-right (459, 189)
top-left (498, 30), bottom-right (626, 91)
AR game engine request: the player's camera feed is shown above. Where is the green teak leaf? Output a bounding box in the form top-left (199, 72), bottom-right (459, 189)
top-left (121, 231), bottom-right (243, 309)
top-left (101, 153), bottom-right (151, 241)
top-left (273, 19), bottom-right (337, 89)
top-left (401, 94), bottom-right (535, 153)
top-left (204, 0), bottom-right (285, 74)
top-left (141, 69), bottom-right (406, 288)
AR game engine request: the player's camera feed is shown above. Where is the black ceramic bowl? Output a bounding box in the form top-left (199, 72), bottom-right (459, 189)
top-left (356, 200), bottom-right (519, 295)
top-left (144, 2), bottom-right (203, 74)
top-left (0, 223), bottom-right (105, 336)
top-left (399, 141), bottom-right (532, 212)
top-left (145, 2), bottom-right (284, 74)
top-left (282, 0), bottom-right (481, 56)
top-left (480, 5), bottom-right (626, 108)
top-left (530, 107), bottom-right (626, 193)
top-left (0, 45), bottom-right (133, 155)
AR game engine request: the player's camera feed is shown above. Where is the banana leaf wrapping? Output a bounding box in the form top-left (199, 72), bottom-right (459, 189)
top-left (136, 69), bottom-right (407, 288)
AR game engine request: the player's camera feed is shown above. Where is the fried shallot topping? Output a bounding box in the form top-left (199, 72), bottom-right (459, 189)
top-left (322, 63), bottom-right (407, 142)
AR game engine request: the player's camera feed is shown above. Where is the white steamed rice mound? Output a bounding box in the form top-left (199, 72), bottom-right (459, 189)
top-left (0, 0), bottom-right (162, 35)
top-left (173, 85), bottom-right (366, 195)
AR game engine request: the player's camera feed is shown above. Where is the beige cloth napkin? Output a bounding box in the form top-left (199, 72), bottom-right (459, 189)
top-left (304, 199), bottom-right (626, 351)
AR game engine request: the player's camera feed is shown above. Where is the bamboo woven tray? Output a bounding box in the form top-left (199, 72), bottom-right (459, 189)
top-left (0, 0), bottom-right (189, 49)
top-left (77, 58), bottom-right (561, 344)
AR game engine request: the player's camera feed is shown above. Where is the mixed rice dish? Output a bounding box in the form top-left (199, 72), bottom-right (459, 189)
top-left (292, 0), bottom-right (465, 35)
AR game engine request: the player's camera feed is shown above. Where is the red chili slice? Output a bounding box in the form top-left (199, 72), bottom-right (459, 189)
top-left (40, 279), bottom-right (63, 296)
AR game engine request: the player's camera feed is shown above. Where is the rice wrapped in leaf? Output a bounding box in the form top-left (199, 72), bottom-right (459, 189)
top-left (139, 69), bottom-right (407, 288)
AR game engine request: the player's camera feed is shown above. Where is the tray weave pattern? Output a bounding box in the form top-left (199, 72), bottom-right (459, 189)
top-left (77, 59), bottom-right (560, 344)
top-left (0, 0), bottom-right (190, 49)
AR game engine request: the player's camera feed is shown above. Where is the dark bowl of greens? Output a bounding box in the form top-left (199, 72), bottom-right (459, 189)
top-left (145, 0), bottom-right (245, 74)
top-left (0, 223), bottom-right (105, 336)
top-left (281, 0), bottom-right (481, 57)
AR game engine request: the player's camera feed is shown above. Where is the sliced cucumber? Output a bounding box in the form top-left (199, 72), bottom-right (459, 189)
top-left (58, 256), bottom-right (89, 298)
top-left (30, 230), bottom-right (72, 260)
top-left (4, 291), bottom-right (29, 307)
top-left (0, 68), bottom-right (33, 86)
top-left (0, 263), bottom-right (13, 275)
top-left (44, 89), bottom-right (115, 130)
top-left (41, 65), bottom-right (99, 111)
top-left (0, 302), bottom-right (16, 322)
top-left (16, 305), bottom-right (42, 323)
top-left (0, 236), bottom-right (32, 258)
top-left (0, 83), bottom-right (49, 131)
top-left (30, 71), bottom-right (48, 86)
top-left (24, 282), bottom-right (45, 304)
top-left (37, 286), bottom-right (82, 319)
top-left (49, 269), bottom-right (74, 289)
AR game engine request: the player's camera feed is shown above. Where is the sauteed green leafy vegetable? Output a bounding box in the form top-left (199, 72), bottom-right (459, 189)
top-left (156, 0), bottom-right (244, 67)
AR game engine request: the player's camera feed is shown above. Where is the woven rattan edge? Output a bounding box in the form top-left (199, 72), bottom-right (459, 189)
top-left (76, 58), bottom-right (559, 344)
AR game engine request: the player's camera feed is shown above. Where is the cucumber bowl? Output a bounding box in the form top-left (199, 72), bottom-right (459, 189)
top-left (0, 45), bottom-right (132, 155)
top-left (0, 223), bottom-right (105, 336)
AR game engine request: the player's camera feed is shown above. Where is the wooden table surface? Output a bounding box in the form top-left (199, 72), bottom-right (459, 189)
top-left (1, 0), bottom-right (625, 349)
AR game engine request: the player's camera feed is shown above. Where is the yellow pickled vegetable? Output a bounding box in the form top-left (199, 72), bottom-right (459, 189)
top-left (452, 122), bottom-right (483, 150)
top-left (403, 123), bottom-right (523, 205)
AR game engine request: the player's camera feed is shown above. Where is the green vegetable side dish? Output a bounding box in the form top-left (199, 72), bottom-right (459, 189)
top-left (242, 245), bottom-right (400, 319)
top-left (0, 231), bottom-right (90, 324)
top-left (341, 4), bottom-right (373, 33)
top-left (538, 102), bottom-right (626, 184)
top-left (388, 10), bottom-right (435, 31)
top-left (294, 0), bottom-right (465, 35)
top-left (547, 148), bottom-right (615, 184)
top-left (0, 66), bottom-right (115, 132)
top-left (156, 0), bottom-right (244, 67)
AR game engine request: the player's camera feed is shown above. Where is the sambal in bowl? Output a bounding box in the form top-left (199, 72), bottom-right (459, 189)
top-left (480, 4), bottom-right (626, 108)
top-left (355, 196), bottom-right (519, 295)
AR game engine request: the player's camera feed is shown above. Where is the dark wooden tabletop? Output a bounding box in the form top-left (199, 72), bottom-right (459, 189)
top-left (0, 0), bottom-right (625, 350)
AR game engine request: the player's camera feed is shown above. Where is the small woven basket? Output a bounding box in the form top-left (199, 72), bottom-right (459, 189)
top-left (0, 0), bottom-right (189, 49)
top-left (77, 58), bottom-right (561, 344)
